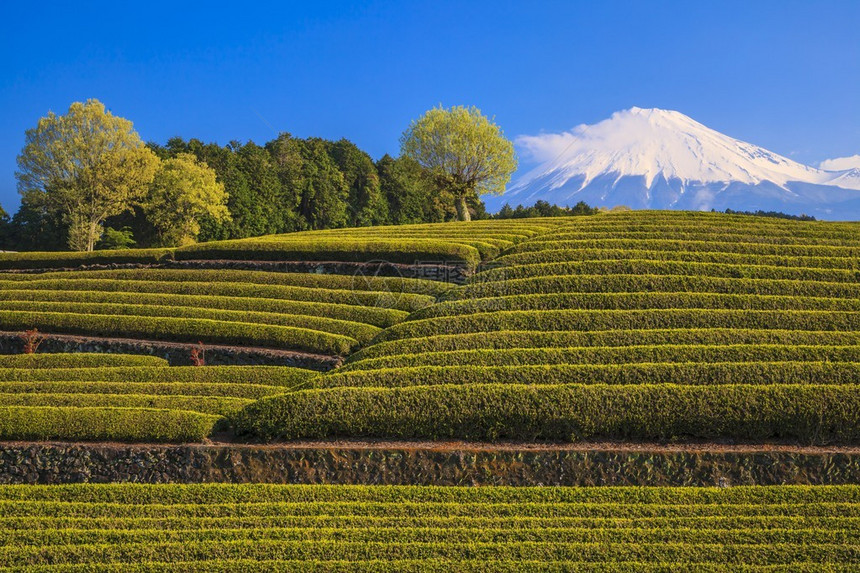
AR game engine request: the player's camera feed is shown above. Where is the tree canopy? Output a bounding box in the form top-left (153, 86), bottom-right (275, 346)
top-left (144, 153), bottom-right (230, 246)
top-left (400, 105), bottom-right (517, 221)
top-left (15, 99), bottom-right (160, 251)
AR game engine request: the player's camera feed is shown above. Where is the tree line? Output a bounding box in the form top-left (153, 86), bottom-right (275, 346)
top-left (1, 100), bottom-right (525, 251)
top-left (493, 200), bottom-right (599, 219)
top-left (718, 208), bottom-right (816, 222)
top-left (143, 134), bottom-right (479, 243)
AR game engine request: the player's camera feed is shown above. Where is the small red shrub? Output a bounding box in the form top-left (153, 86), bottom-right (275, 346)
top-left (190, 341), bottom-right (206, 366)
top-left (20, 328), bottom-right (45, 354)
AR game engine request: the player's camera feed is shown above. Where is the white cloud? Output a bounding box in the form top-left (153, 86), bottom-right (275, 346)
top-left (819, 155), bottom-right (860, 171)
top-left (515, 131), bottom-right (579, 163)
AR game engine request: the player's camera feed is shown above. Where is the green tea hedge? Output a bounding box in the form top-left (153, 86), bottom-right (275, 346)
top-left (0, 393), bottom-right (250, 415)
top-left (9, 268), bottom-right (450, 296)
top-left (342, 345), bottom-right (860, 371)
top-left (348, 329), bottom-right (860, 361)
top-left (0, 365), bottom-right (318, 386)
top-left (508, 238), bottom-right (860, 258)
top-left (535, 221), bottom-right (860, 239)
top-left (4, 483), bottom-right (855, 504)
top-left (0, 300), bottom-right (381, 342)
top-left (264, 235), bottom-right (505, 259)
top-left (382, 309), bottom-right (860, 341)
top-left (495, 248), bottom-right (860, 270)
top-left (415, 292), bottom-right (860, 320)
top-left (473, 259), bottom-right (859, 284)
top-left (0, 249), bottom-right (173, 270)
top-left (0, 353), bottom-right (168, 369)
top-left (322, 362), bottom-right (860, 388)
top-left (0, 288), bottom-right (408, 328)
top-left (0, 311), bottom-right (357, 355)
top-left (9, 539), bottom-right (856, 566)
top-left (0, 406), bottom-right (218, 442)
top-left (527, 230), bottom-right (860, 246)
top-left (0, 278), bottom-right (433, 312)
top-left (452, 274), bottom-right (860, 300)
top-left (175, 239), bottom-right (483, 267)
top-left (0, 381), bottom-right (288, 399)
top-left (2, 524), bottom-right (856, 547)
top-left (234, 383), bottom-right (860, 443)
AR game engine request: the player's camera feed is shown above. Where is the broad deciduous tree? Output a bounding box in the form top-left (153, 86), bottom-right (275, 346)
top-left (400, 105), bottom-right (517, 221)
top-left (15, 99), bottom-right (160, 251)
top-left (144, 153), bottom-right (230, 246)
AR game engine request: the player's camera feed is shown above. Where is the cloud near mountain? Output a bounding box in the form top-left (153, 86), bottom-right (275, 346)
top-left (820, 155), bottom-right (860, 171)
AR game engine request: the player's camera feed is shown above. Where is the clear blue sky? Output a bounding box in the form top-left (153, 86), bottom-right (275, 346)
top-left (1, 0), bottom-right (858, 212)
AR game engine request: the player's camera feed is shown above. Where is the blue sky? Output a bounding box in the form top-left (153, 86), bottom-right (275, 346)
top-left (1, 0), bottom-right (858, 212)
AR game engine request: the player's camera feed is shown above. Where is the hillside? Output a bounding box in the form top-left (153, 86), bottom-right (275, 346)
top-left (235, 211), bottom-right (860, 444)
top-left (0, 210), bottom-right (856, 444)
top-left (0, 219), bottom-right (566, 442)
top-left (1, 211), bottom-right (859, 569)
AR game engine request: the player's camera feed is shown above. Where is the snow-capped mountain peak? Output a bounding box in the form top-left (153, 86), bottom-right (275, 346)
top-left (516, 107), bottom-right (826, 190)
top-left (492, 108), bottom-right (860, 220)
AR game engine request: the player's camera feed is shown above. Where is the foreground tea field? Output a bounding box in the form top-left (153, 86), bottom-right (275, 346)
top-left (237, 211), bottom-right (860, 444)
top-left (0, 354), bottom-right (315, 441)
top-left (0, 484), bottom-right (857, 570)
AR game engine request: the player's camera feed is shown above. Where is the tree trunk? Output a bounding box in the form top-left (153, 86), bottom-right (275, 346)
top-left (455, 195), bottom-right (471, 222)
top-left (86, 220), bottom-right (99, 252)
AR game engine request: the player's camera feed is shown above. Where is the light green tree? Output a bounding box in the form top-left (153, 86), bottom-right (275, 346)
top-left (16, 99), bottom-right (160, 251)
top-left (400, 105), bottom-right (517, 221)
top-left (144, 153), bottom-right (230, 246)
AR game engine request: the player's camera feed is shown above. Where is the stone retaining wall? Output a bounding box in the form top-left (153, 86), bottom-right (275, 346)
top-left (0, 260), bottom-right (472, 284)
top-left (1, 442), bottom-right (858, 486)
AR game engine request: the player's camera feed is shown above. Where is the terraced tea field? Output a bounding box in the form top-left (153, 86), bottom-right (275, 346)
top-left (0, 219), bottom-right (569, 359)
top-left (0, 219), bottom-right (568, 443)
top-left (233, 212), bottom-right (860, 444)
top-left (0, 353), bottom-right (314, 441)
top-left (0, 269), bottom-right (445, 356)
top-left (0, 211), bottom-right (858, 445)
top-left (0, 484), bottom-right (857, 570)
top-left (1, 211), bottom-right (859, 569)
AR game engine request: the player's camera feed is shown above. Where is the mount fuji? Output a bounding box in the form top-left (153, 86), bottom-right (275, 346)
top-left (488, 108), bottom-right (860, 220)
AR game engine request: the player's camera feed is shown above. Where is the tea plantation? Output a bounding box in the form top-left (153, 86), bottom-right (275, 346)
top-left (0, 484), bottom-right (857, 570)
top-left (235, 212), bottom-right (860, 444)
top-left (0, 211), bottom-right (859, 569)
top-left (0, 219), bottom-right (566, 443)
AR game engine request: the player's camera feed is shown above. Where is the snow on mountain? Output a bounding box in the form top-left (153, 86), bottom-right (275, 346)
top-left (488, 108), bottom-right (860, 220)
